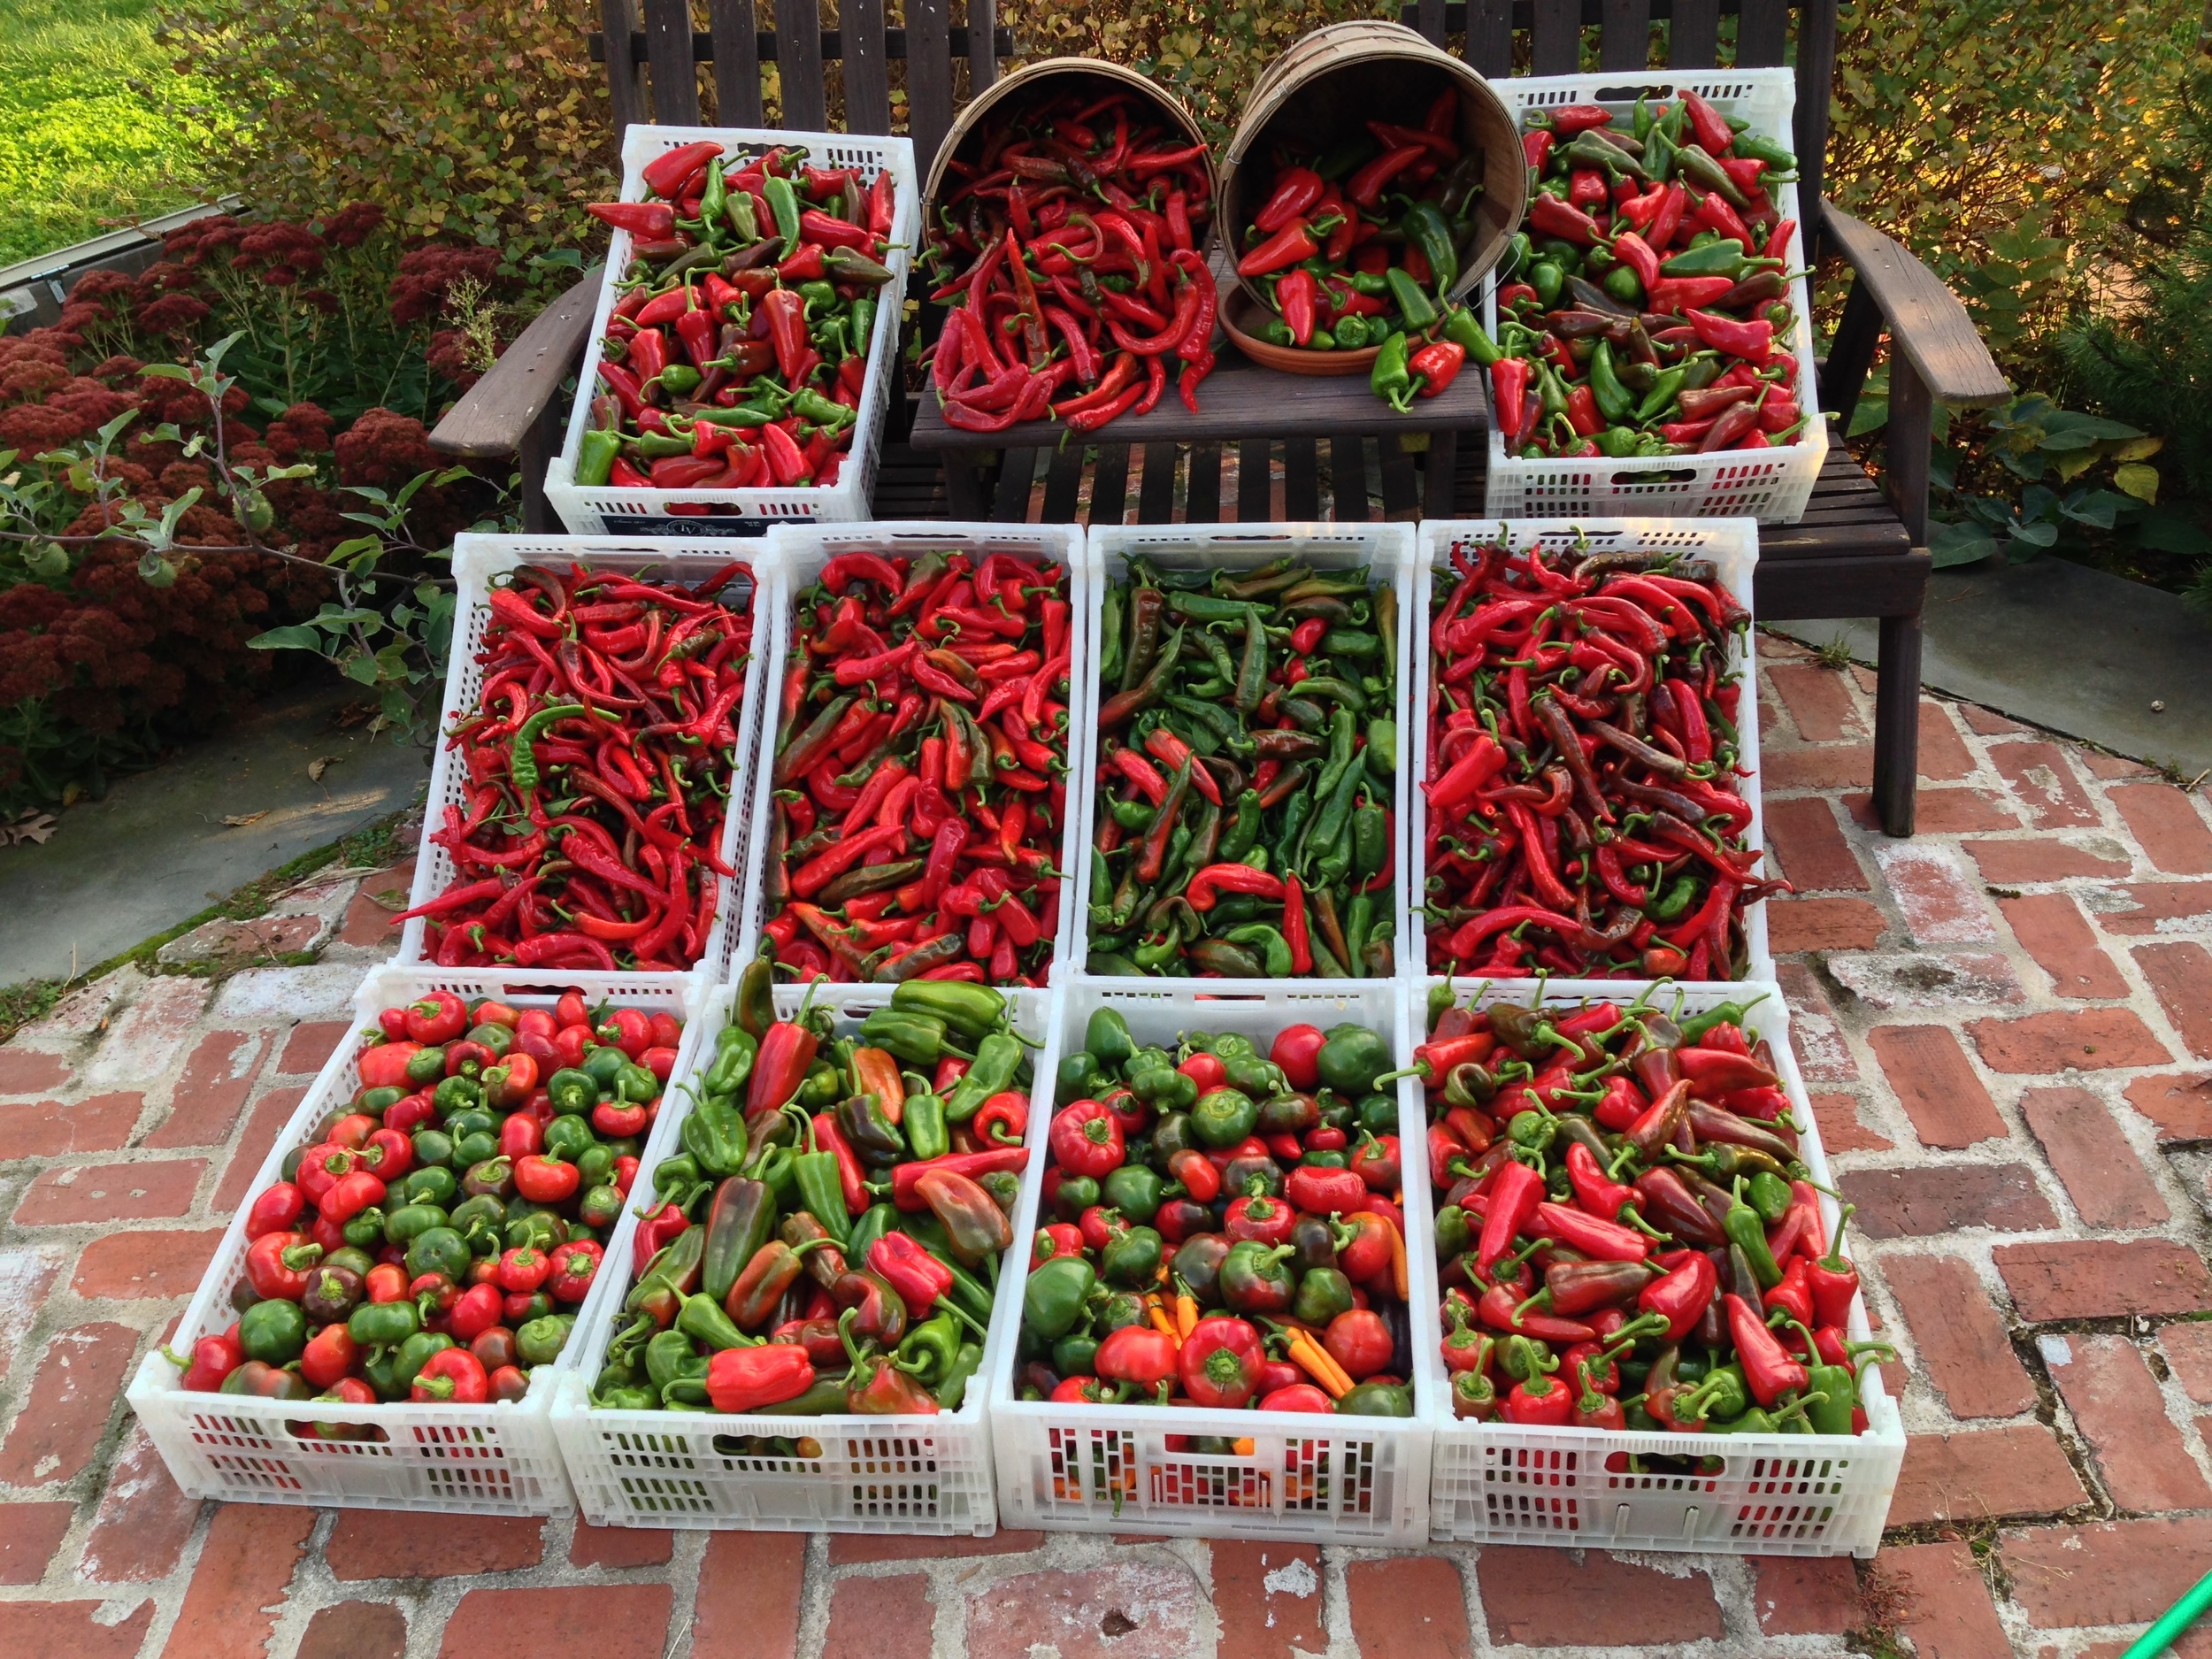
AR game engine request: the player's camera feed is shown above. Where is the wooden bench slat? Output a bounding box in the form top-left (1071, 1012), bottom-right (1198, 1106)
top-left (1139, 442), bottom-right (1179, 524)
top-left (1824, 209), bottom-right (2008, 408)
top-left (1283, 438), bottom-right (1321, 520)
top-left (707, 0), bottom-right (763, 124)
top-left (1532, 0), bottom-right (1581, 73)
top-left (1735, 0), bottom-right (1790, 65)
top-left (1377, 435), bottom-right (1421, 522)
top-left (1666, 0), bottom-right (1718, 64)
top-left (1600, 0), bottom-right (1651, 68)
top-left (1424, 430), bottom-right (1459, 518)
top-left (842, 0), bottom-right (891, 134)
top-left (589, 22), bottom-right (1017, 65)
top-left (602, 0), bottom-right (646, 134)
top-left (430, 271), bottom-right (603, 459)
top-left (969, 0), bottom-right (998, 95)
top-left (1187, 443), bottom-right (1223, 524)
top-left (773, 0), bottom-right (827, 128)
top-left (1330, 436), bottom-right (1371, 523)
top-left (1237, 440), bottom-right (1271, 520)
top-left (1041, 442), bottom-right (1086, 523)
top-left (907, 0), bottom-right (956, 191)
top-left (1091, 444), bottom-right (1131, 527)
top-left (992, 448), bottom-right (1036, 521)
top-left (644, 0), bottom-right (699, 121)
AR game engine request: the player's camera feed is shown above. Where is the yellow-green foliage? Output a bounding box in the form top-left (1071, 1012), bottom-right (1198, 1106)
top-left (1002, 0), bottom-right (1397, 147)
top-left (1826, 0), bottom-right (2200, 359)
top-left (157, 0), bottom-right (615, 256)
top-left (0, 0), bottom-right (220, 265)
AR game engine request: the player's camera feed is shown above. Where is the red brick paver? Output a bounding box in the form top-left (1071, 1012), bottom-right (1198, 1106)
top-left (0, 647), bottom-right (2197, 1659)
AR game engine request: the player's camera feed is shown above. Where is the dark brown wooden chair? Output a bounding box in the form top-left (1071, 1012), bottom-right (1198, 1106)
top-left (430, 0), bottom-right (2007, 836)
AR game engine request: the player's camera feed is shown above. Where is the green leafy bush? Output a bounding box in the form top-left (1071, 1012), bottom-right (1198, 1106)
top-left (158, 0), bottom-right (613, 257)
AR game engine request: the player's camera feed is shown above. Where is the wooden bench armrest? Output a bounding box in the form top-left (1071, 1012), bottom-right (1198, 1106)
top-left (429, 271), bottom-right (603, 459)
top-left (1823, 208), bottom-right (2008, 407)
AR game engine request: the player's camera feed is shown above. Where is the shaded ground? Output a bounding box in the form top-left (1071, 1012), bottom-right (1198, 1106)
top-left (0, 681), bottom-right (426, 984)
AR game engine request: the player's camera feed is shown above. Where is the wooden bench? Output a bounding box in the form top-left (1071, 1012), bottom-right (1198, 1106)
top-left (430, 0), bottom-right (2007, 836)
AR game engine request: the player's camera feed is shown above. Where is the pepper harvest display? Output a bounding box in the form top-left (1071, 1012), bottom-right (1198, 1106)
top-left (757, 545), bottom-right (1072, 985)
top-left (1422, 985), bottom-right (1886, 1434)
top-left (404, 561), bottom-right (753, 972)
top-left (1423, 534), bottom-right (1781, 979)
top-left (161, 992), bottom-right (681, 1410)
top-left (1087, 556), bottom-right (1398, 979)
top-left (925, 85), bottom-right (1219, 433)
top-left (588, 968), bottom-right (1027, 1417)
top-left (1487, 91), bottom-right (1808, 458)
top-left (573, 141), bottom-right (900, 494)
top-left (1013, 1010), bottom-right (1417, 1417)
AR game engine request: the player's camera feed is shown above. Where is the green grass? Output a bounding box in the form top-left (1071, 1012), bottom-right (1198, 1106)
top-left (0, 0), bottom-right (218, 266)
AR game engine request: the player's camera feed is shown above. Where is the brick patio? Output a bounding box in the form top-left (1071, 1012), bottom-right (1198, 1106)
top-left (2, 638), bottom-right (2209, 1659)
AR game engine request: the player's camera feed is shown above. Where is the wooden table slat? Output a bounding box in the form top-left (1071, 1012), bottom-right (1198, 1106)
top-left (1283, 438), bottom-right (1321, 520)
top-left (1139, 442), bottom-right (1179, 524)
top-left (1041, 443), bottom-right (1086, 524)
top-left (1091, 444), bottom-right (1131, 527)
top-left (1187, 443), bottom-right (1223, 524)
top-left (1237, 439), bottom-right (1271, 521)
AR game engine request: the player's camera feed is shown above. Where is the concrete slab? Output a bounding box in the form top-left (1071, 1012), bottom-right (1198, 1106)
top-left (1783, 556), bottom-right (2212, 781)
top-left (0, 682), bottom-right (426, 984)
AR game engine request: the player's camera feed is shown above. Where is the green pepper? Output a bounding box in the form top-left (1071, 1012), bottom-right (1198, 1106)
top-left (944, 1031), bottom-right (1023, 1123)
top-left (1531, 258), bottom-right (1564, 309)
top-left (406, 1226), bottom-right (472, 1283)
top-left (1317, 1025), bottom-right (1392, 1095)
top-left (1662, 235), bottom-right (1748, 278)
top-left (1024, 1254), bottom-right (1094, 1340)
top-left (1371, 330), bottom-right (1414, 413)
top-left (1402, 199), bottom-right (1460, 296)
top-left (1293, 1267), bottom-right (1356, 1325)
top-left (546, 1068), bottom-right (598, 1116)
top-left (1100, 1164), bottom-right (1166, 1225)
top-left (1804, 1363), bottom-right (1858, 1436)
top-left (857, 1008), bottom-right (947, 1069)
top-left (516, 1312), bottom-right (574, 1367)
top-left (895, 1311), bottom-right (960, 1386)
top-left (1747, 1170), bottom-right (1793, 1225)
top-left (1052, 1332), bottom-right (1102, 1379)
top-left (1589, 340), bottom-right (1636, 423)
top-left (701, 1177), bottom-right (780, 1304)
top-left (1190, 1087), bottom-right (1260, 1149)
top-left (349, 1297), bottom-right (420, 1355)
top-left (1382, 265), bottom-right (1439, 332)
top-left (1724, 1179), bottom-right (1784, 1289)
top-left (763, 172), bottom-right (802, 257)
top-left (903, 1090), bottom-right (949, 1163)
top-left (1221, 922), bottom-right (1294, 977)
top-left (239, 1298), bottom-right (307, 1363)
top-left (1051, 1173), bottom-right (1099, 1223)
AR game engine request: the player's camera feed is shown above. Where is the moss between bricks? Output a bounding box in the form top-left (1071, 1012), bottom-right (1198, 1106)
top-left (0, 804), bottom-right (418, 1043)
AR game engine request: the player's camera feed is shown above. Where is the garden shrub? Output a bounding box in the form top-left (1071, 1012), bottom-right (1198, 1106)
top-left (0, 205), bottom-right (512, 812)
top-left (158, 0), bottom-right (613, 257)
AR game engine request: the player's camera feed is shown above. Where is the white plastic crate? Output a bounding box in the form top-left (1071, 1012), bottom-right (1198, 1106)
top-left (1482, 69), bottom-right (1827, 524)
top-left (735, 521), bottom-right (1091, 982)
top-left (549, 980), bottom-right (1050, 1534)
top-left (1413, 979), bottom-right (1904, 1555)
top-left (1071, 524), bottom-right (1417, 987)
top-left (1409, 518), bottom-right (1771, 987)
top-left (990, 981), bottom-right (1437, 1545)
top-left (399, 534), bottom-right (778, 985)
top-left (546, 126), bottom-right (918, 535)
top-left (125, 964), bottom-right (710, 1515)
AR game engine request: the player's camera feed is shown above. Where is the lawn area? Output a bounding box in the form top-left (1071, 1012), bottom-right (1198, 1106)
top-left (0, 0), bottom-right (215, 266)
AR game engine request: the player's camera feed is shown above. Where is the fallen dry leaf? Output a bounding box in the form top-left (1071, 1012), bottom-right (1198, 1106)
top-left (367, 886), bottom-right (411, 912)
top-left (307, 755), bottom-right (342, 783)
top-left (0, 810), bottom-right (57, 847)
top-left (221, 811), bottom-right (269, 828)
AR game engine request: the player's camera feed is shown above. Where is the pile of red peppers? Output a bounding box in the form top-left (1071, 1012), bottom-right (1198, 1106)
top-left (1425, 987), bottom-right (1887, 1435)
top-left (1492, 91), bottom-right (1808, 458)
top-left (407, 561), bottom-right (753, 972)
top-left (164, 991), bottom-right (678, 1412)
top-left (575, 141), bottom-right (900, 496)
top-left (1424, 536), bottom-right (1785, 979)
top-left (925, 88), bottom-right (1219, 433)
top-left (757, 548), bottom-right (1071, 985)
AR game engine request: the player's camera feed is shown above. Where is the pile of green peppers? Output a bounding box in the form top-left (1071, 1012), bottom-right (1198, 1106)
top-left (1087, 556), bottom-right (1398, 979)
top-left (588, 968), bottom-right (1028, 1419)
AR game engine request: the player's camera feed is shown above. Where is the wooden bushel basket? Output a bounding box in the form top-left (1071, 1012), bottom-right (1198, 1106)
top-left (1222, 20), bottom-right (1525, 320)
top-left (920, 57), bottom-right (1215, 251)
